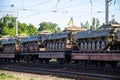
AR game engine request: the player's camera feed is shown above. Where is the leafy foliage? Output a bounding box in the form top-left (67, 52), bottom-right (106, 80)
top-left (91, 17), bottom-right (100, 29)
top-left (0, 15), bottom-right (38, 37)
top-left (80, 17), bottom-right (100, 29)
top-left (80, 21), bottom-right (90, 29)
top-left (38, 22), bottom-right (61, 32)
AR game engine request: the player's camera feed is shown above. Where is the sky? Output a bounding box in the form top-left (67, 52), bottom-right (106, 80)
top-left (0, 0), bottom-right (120, 30)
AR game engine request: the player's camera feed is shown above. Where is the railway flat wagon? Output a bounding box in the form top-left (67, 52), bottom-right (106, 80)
top-left (39, 27), bottom-right (85, 64)
top-left (71, 50), bottom-right (120, 67)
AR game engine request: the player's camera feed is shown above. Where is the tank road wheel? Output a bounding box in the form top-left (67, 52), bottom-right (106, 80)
top-left (88, 41), bottom-right (91, 50)
top-left (57, 42), bottom-right (58, 49)
top-left (59, 42), bottom-right (61, 49)
top-left (61, 42), bottom-right (64, 49)
top-left (96, 41), bottom-right (100, 50)
top-left (77, 40), bottom-right (80, 49)
top-left (49, 43), bottom-right (52, 50)
top-left (53, 43), bottom-right (55, 50)
top-left (47, 43), bottom-right (49, 50)
top-left (58, 42), bottom-right (60, 49)
top-left (62, 42), bottom-right (65, 49)
top-left (76, 40), bottom-right (79, 46)
top-left (101, 40), bottom-right (106, 50)
top-left (57, 42), bottom-right (59, 49)
top-left (92, 41), bottom-right (95, 50)
top-left (55, 42), bottom-right (57, 50)
top-left (54, 43), bottom-right (56, 49)
top-left (103, 38), bottom-right (108, 49)
top-left (84, 41), bottom-right (87, 49)
top-left (50, 42), bottom-right (53, 50)
top-left (78, 40), bottom-right (81, 47)
top-left (80, 41), bottom-right (84, 50)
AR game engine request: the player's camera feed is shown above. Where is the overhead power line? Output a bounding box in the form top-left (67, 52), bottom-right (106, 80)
top-left (25, 0), bottom-right (53, 8)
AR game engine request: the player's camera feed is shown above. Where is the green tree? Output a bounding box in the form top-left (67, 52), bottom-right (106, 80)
top-left (80, 17), bottom-right (100, 29)
top-left (92, 17), bottom-right (96, 29)
top-left (18, 22), bottom-right (29, 35)
top-left (28, 24), bottom-right (38, 35)
top-left (80, 22), bottom-right (84, 28)
top-left (38, 22), bottom-right (61, 32)
top-left (91, 17), bottom-right (100, 29)
top-left (85, 21), bottom-right (90, 28)
top-left (0, 15), bottom-right (38, 37)
top-left (0, 15), bottom-right (15, 37)
top-left (96, 18), bottom-right (100, 29)
top-left (80, 21), bottom-right (89, 29)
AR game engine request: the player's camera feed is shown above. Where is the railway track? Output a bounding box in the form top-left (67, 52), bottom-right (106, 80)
top-left (0, 62), bottom-right (120, 80)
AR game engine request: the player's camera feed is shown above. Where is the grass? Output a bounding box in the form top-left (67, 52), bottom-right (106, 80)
top-left (0, 73), bottom-right (6, 79)
top-left (0, 72), bottom-right (20, 80)
top-left (29, 77), bottom-right (36, 80)
top-left (50, 58), bottom-right (57, 62)
top-left (0, 72), bottom-right (36, 80)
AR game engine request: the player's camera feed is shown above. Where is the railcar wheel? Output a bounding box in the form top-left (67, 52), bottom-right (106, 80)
top-left (45, 59), bottom-right (49, 64)
top-left (39, 59), bottom-right (43, 63)
top-left (100, 62), bottom-right (105, 68)
top-left (57, 59), bottom-right (64, 65)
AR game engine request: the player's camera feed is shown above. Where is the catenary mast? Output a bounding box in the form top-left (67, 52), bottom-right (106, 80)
top-left (105, 0), bottom-right (112, 25)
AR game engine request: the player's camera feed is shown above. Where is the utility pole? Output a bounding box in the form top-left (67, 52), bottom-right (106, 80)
top-left (15, 17), bottom-right (18, 36)
top-left (11, 4), bottom-right (18, 36)
top-left (105, 0), bottom-right (112, 25)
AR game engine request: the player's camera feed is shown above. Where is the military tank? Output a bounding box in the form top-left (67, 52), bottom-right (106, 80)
top-left (42, 26), bottom-right (85, 51)
top-left (1, 38), bottom-right (20, 52)
top-left (73, 23), bottom-right (120, 50)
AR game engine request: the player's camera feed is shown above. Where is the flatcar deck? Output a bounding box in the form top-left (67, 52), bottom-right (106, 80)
top-left (72, 50), bottom-right (120, 61)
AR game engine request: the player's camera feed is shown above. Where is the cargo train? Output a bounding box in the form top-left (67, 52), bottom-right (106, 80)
top-left (0, 23), bottom-right (120, 67)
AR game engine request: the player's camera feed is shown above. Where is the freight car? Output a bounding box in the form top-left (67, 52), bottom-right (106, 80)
top-left (39, 26), bottom-right (85, 64)
top-left (19, 30), bottom-right (52, 62)
top-left (72, 23), bottom-right (120, 67)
